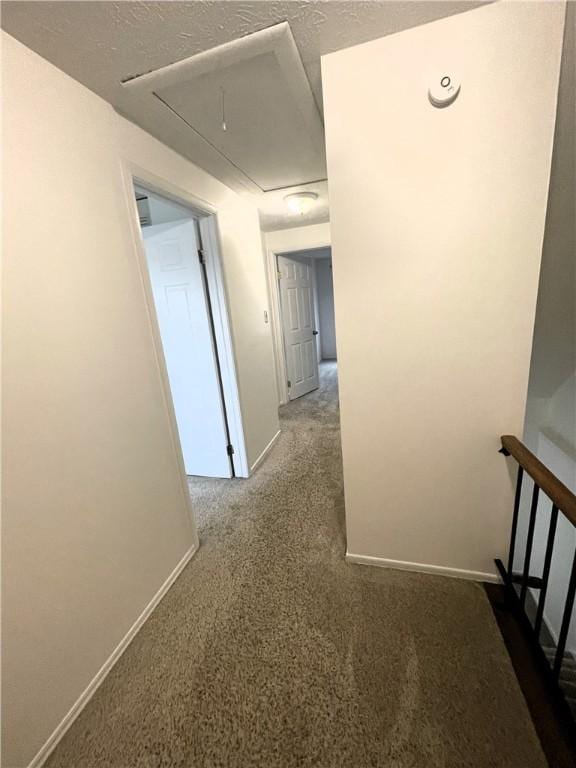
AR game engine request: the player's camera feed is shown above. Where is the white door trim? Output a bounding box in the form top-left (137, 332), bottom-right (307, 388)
top-left (198, 216), bottom-right (249, 477)
top-left (277, 254), bottom-right (319, 400)
top-left (266, 242), bottom-right (331, 405)
top-left (120, 161), bottom-right (249, 483)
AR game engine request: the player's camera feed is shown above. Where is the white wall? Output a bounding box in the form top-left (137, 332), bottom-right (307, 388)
top-left (315, 258), bottom-right (337, 360)
top-left (2, 33), bottom-right (278, 768)
top-left (263, 223), bottom-right (331, 404)
top-left (265, 222), bottom-right (331, 255)
top-left (322, 1), bottom-right (565, 578)
top-left (517, 3), bottom-right (576, 652)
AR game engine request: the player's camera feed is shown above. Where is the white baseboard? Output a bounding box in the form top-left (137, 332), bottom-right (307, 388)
top-left (28, 543), bottom-right (198, 768)
top-left (249, 429), bottom-right (281, 474)
top-left (345, 552), bottom-right (500, 583)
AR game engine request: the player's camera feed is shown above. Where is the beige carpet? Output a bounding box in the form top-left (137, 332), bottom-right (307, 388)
top-left (46, 363), bottom-right (546, 767)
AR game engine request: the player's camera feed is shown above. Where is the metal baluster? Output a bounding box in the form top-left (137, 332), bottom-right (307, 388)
top-left (520, 483), bottom-right (539, 607)
top-left (534, 504), bottom-right (559, 639)
top-left (507, 466), bottom-right (524, 583)
top-left (553, 548), bottom-right (576, 679)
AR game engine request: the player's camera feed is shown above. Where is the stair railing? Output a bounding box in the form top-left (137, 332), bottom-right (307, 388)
top-left (497, 435), bottom-right (576, 708)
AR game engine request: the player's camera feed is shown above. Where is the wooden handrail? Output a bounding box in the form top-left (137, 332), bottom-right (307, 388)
top-left (500, 435), bottom-right (576, 528)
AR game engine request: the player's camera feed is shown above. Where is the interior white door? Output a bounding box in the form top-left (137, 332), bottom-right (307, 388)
top-left (143, 220), bottom-right (232, 478)
top-left (278, 255), bottom-right (320, 400)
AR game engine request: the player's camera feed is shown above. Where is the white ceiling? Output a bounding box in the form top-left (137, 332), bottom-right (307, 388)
top-left (2, 0), bottom-right (486, 229)
top-left (259, 180), bottom-right (330, 232)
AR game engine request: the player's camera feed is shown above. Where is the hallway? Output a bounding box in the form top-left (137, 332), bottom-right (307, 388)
top-left (46, 363), bottom-right (545, 767)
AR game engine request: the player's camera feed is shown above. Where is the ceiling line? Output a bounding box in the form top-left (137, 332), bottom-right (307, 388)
top-left (153, 92), bottom-right (265, 194)
top-left (263, 178), bottom-right (328, 193)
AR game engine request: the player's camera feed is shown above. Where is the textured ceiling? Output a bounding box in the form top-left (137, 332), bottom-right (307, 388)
top-left (2, 0), bottom-right (487, 228)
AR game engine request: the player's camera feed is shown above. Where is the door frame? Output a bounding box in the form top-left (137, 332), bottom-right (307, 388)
top-left (120, 160), bottom-right (249, 481)
top-left (266, 243), bottom-right (331, 405)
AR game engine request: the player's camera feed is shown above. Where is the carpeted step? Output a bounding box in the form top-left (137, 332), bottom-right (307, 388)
top-left (559, 679), bottom-right (576, 697)
top-left (541, 645), bottom-right (576, 669)
top-left (540, 645), bottom-right (576, 719)
top-left (566, 698), bottom-right (576, 719)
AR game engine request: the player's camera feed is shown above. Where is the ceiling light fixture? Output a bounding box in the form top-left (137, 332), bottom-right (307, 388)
top-left (284, 192), bottom-right (318, 215)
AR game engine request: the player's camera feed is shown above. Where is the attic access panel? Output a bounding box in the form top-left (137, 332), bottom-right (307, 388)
top-left (122, 23), bottom-right (326, 194)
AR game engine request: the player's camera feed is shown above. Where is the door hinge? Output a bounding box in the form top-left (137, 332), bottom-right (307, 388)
top-left (277, 270), bottom-right (282, 280)
top-left (198, 248), bottom-right (205, 265)
top-left (287, 380), bottom-right (291, 388)
top-left (226, 444), bottom-right (235, 456)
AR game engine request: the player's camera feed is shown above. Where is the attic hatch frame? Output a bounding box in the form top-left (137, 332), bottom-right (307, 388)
top-left (118, 22), bottom-right (326, 196)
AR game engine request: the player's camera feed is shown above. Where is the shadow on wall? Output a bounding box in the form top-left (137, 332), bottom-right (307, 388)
top-left (518, 1), bottom-right (576, 656)
top-left (316, 257), bottom-right (337, 360)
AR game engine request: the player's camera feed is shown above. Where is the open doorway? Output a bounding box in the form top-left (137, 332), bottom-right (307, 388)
top-left (276, 247), bottom-right (337, 401)
top-left (132, 183), bottom-right (248, 479)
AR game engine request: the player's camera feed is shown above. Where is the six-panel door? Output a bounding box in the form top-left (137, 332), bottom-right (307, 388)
top-left (278, 255), bottom-right (320, 400)
top-left (143, 220), bottom-right (233, 478)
